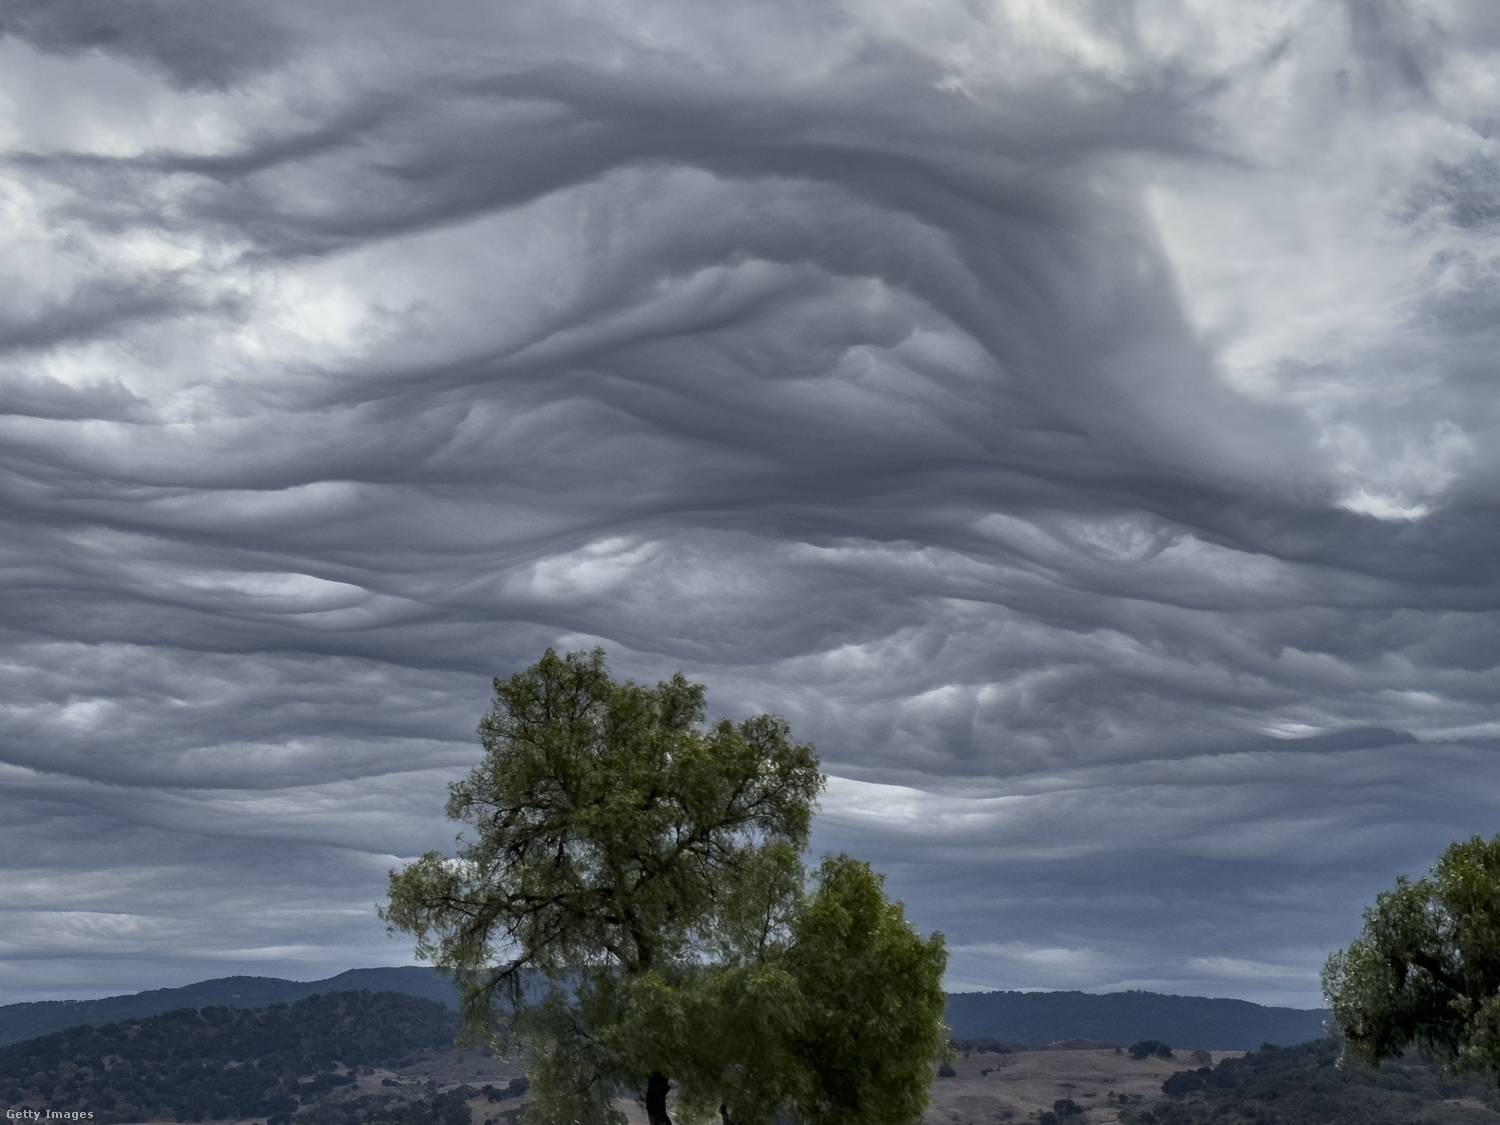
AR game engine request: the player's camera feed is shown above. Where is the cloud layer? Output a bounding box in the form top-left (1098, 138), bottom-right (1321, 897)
top-left (2, 0), bottom-right (1499, 1007)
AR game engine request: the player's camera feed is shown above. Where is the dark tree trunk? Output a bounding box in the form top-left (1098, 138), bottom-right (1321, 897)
top-left (646, 1071), bottom-right (672, 1125)
top-left (719, 1103), bottom-right (734, 1125)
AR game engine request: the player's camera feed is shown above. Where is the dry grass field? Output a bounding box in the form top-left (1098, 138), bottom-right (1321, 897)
top-left (478, 1044), bottom-right (1241, 1125)
top-left (923, 1047), bottom-right (1242, 1124)
top-left (621, 1046), bottom-right (1236, 1125)
top-left (108, 1043), bottom-right (1233, 1125)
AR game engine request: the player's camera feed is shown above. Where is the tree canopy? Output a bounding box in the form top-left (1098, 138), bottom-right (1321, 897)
top-left (1323, 833), bottom-right (1500, 1085)
top-left (383, 648), bottom-right (948, 1125)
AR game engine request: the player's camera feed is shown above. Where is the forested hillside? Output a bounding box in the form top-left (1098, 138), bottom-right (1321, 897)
top-left (0, 967), bottom-right (462, 1047)
top-left (0, 990), bottom-right (457, 1123)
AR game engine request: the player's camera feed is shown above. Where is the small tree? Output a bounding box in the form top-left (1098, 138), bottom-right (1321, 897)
top-left (1323, 834), bottom-right (1500, 1084)
top-left (1127, 1040), bottom-right (1171, 1060)
top-left (383, 648), bottom-right (948, 1125)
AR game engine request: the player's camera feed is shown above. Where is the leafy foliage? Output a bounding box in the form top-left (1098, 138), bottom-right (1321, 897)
top-left (384, 648), bottom-right (948, 1125)
top-left (775, 856), bottom-right (950, 1125)
top-left (1324, 834), bottom-right (1500, 1084)
top-left (384, 649), bottom-right (821, 1021)
top-left (0, 991), bottom-right (456, 1123)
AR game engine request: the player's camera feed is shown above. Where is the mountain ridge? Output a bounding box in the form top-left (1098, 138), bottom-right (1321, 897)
top-left (0, 967), bottom-right (1330, 1051)
top-left (945, 987), bottom-right (1329, 1050)
top-left (0, 968), bottom-right (461, 1047)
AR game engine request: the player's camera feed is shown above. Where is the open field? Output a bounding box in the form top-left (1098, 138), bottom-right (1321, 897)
top-left (401, 1043), bottom-right (1239, 1125)
top-left (101, 1044), bottom-right (1241, 1125)
top-left (924, 1047), bottom-right (1241, 1124)
top-left (419, 1044), bottom-right (1241, 1125)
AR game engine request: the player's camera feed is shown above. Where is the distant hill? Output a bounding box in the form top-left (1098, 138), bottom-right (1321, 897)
top-left (0, 969), bottom-right (1326, 1054)
top-left (1148, 1036), bottom-right (1500, 1123)
top-left (0, 967), bottom-right (462, 1047)
top-left (944, 989), bottom-right (1329, 1050)
top-left (0, 990), bottom-right (458, 1124)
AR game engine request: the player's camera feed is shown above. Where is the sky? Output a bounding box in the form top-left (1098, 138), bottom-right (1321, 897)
top-left (1, 0), bottom-right (1499, 1011)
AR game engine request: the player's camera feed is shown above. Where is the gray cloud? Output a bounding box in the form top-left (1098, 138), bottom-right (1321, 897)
top-left (0, 0), bottom-right (294, 90)
top-left (0, 0), bottom-right (1497, 1007)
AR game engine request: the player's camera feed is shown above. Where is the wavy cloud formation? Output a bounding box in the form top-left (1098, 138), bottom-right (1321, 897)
top-left (2, 0), bottom-right (1498, 1006)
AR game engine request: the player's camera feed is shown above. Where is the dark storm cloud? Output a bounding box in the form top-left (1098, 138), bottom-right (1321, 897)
top-left (0, 0), bottom-right (1497, 1006)
top-left (0, 0), bottom-right (293, 90)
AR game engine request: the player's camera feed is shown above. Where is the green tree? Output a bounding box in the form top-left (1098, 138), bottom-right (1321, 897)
top-left (382, 648), bottom-right (947, 1125)
top-left (777, 856), bottom-right (950, 1124)
top-left (1323, 834), bottom-right (1500, 1084)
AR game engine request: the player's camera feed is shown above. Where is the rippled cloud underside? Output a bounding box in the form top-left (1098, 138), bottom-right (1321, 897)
top-left (3, 0), bottom-right (1499, 1006)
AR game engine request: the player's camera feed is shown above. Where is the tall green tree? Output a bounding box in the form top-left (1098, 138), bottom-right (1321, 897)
top-left (778, 855), bottom-right (950, 1125)
top-left (383, 648), bottom-right (948, 1125)
top-left (1323, 834), bottom-right (1500, 1084)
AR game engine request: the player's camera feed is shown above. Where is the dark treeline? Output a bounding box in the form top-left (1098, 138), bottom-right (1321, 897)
top-left (1138, 1038), bottom-right (1500, 1124)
